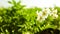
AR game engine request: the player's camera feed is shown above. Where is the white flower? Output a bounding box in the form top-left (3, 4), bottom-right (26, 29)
top-left (43, 14), bottom-right (48, 18)
top-left (36, 8), bottom-right (58, 22)
top-left (52, 9), bottom-right (57, 14)
top-left (50, 8), bottom-right (58, 19)
top-left (42, 8), bottom-right (51, 14)
top-left (37, 16), bottom-right (45, 22)
top-left (36, 8), bottom-right (50, 21)
top-left (51, 8), bottom-right (54, 10)
top-left (52, 14), bottom-right (58, 19)
top-left (36, 11), bottom-right (43, 20)
top-left (36, 11), bottom-right (42, 16)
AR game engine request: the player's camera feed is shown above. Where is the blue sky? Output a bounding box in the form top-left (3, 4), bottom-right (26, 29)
top-left (0, 0), bottom-right (60, 8)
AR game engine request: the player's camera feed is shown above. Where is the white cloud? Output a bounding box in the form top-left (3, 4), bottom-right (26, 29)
top-left (0, 0), bottom-right (60, 8)
top-left (21, 0), bottom-right (60, 8)
top-left (0, 0), bottom-right (12, 8)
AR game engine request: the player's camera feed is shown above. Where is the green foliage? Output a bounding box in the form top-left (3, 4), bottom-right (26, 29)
top-left (0, 0), bottom-right (60, 34)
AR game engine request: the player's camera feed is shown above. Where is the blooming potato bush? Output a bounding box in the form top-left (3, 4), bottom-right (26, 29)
top-left (36, 8), bottom-right (58, 22)
top-left (0, 0), bottom-right (60, 34)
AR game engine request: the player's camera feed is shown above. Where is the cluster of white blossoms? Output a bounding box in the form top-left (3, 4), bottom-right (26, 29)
top-left (50, 8), bottom-right (58, 19)
top-left (36, 8), bottom-right (58, 22)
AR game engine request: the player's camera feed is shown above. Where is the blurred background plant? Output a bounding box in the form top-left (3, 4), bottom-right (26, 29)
top-left (0, 0), bottom-right (60, 34)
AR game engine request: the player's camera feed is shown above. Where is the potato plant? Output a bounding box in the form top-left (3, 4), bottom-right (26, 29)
top-left (0, 0), bottom-right (60, 34)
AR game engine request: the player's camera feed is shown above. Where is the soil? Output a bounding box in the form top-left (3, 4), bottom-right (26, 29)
top-left (35, 28), bottom-right (60, 34)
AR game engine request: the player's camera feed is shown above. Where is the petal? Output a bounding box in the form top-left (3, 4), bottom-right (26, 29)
top-left (53, 9), bottom-right (57, 14)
